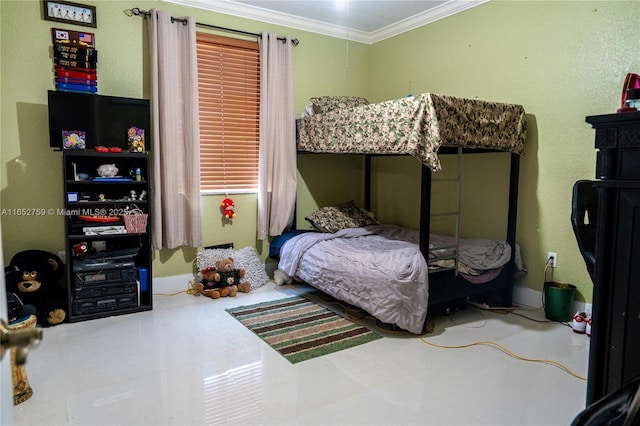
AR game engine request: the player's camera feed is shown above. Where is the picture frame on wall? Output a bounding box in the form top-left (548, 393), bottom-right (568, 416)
top-left (43, 0), bottom-right (96, 28)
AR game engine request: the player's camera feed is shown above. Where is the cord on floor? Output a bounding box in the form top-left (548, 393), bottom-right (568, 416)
top-left (417, 336), bottom-right (587, 381)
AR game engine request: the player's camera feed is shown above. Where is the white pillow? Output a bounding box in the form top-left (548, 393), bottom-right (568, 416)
top-left (196, 246), bottom-right (270, 290)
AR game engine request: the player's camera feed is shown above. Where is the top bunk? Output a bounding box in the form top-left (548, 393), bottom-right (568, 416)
top-left (297, 93), bottom-right (527, 172)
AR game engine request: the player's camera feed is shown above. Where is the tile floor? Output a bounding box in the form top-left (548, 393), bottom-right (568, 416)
top-left (12, 279), bottom-right (589, 425)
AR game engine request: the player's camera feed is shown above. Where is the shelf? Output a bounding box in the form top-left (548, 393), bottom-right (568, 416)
top-left (66, 200), bottom-right (148, 206)
top-left (63, 150), bottom-right (149, 158)
top-left (68, 233), bottom-right (147, 240)
top-left (66, 180), bottom-right (148, 185)
top-left (61, 135), bottom-right (152, 323)
top-left (67, 303), bottom-right (152, 323)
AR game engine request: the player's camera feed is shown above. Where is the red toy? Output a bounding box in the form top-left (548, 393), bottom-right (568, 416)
top-left (221, 198), bottom-right (236, 219)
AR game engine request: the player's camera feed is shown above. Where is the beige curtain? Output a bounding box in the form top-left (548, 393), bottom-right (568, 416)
top-left (148, 9), bottom-right (202, 249)
top-left (257, 32), bottom-right (296, 240)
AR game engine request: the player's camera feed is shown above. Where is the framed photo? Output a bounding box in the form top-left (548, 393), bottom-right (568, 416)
top-left (43, 1), bottom-right (96, 28)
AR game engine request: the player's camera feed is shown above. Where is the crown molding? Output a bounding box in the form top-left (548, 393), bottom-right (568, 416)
top-left (369, 0), bottom-right (489, 44)
top-left (165, 0), bottom-right (488, 45)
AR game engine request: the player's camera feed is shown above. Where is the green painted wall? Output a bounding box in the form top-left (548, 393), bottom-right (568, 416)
top-left (369, 1), bottom-right (640, 303)
top-left (0, 0), bottom-right (369, 277)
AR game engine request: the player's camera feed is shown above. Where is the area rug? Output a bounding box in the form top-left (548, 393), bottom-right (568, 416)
top-left (226, 295), bottom-right (382, 363)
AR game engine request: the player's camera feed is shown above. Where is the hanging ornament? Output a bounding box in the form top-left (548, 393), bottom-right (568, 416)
top-left (221, 197), bottom-right (236, 219)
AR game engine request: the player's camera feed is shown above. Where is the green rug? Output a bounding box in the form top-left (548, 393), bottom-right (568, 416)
top-left (226, 295), bottom-right (382, 363)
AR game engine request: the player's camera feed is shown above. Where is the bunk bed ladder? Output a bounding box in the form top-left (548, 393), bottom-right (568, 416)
top-left (423, 146), bottom-right (462, 276)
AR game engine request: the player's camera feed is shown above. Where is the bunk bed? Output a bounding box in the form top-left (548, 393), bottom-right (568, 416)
top-left (271, 93), bottom-right (527, 334)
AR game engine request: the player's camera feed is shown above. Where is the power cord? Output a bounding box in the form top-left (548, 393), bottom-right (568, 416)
top-left (542, 255), bottom-right (554, 309)
top-left (417, 336), bottom-right (587, 381)
top-left (308, 291), bottom-right (586, 382)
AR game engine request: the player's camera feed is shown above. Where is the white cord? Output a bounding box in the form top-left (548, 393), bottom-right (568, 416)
top-left (542, 256), bottom-right (554, 307)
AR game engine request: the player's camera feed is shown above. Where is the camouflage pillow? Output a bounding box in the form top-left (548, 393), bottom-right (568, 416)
top-left (305, 200), bottom-right (378, 233)
top-left (310, 96), bottom-right (369, 114)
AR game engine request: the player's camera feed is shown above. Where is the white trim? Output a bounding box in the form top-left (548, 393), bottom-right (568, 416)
top-left (165, 0), bottom-right (488, 44)
top-left (369, 0), bottom-right (490, 44)
top-left (153, 273), bottom-right (194, 294)
top-left (513, 283), bottom-right (590, 317)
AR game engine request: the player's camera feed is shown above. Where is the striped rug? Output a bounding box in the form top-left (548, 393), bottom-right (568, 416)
top-left (226, 295), bottom-right (382, 363)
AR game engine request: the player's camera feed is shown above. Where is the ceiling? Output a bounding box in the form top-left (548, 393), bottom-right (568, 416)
top-left (167, 0), bottom-right (488, 44)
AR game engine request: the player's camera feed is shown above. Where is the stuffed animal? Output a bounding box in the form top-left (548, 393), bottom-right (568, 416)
top-left (6, 292), bottom-right (36, 324)
top-left (221, 198), bottom-right (236, 219)
top-left (197, 267), bottom-right (231, 299)
top-left (4, 250), bottom-right (67, 327)
top-left (214, 257), bottom-right (250, 295)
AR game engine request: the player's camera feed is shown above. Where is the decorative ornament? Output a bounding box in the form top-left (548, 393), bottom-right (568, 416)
top-left (221, 197), bottom-right (236, 219)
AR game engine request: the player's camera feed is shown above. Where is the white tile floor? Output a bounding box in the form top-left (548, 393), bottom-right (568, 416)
top-left (13, 279), bottom-right (589, 425)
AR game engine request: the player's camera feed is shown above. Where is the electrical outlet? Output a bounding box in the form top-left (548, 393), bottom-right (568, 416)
top-left (547, 252), bottom-right (558, 267)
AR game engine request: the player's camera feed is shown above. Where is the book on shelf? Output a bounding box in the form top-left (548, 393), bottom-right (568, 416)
top-left (54, 50), bottom-right (98, 62)
top-left (82, 225), bottom-right (127, 236)
top-left (54, 44), bottom-right (98, 61)
top-left (54, 58), bottom-right (97, 69)
top-left (55, 77), bottom-right (97, 86)
top-left (82, 224), bottom-right (125, 230)
top-left (55, 65), bottom-right (97, 79)
top-left (84, 230), bottom-right (128, 236)
top-left (56, 83), bottom-right (98, 93)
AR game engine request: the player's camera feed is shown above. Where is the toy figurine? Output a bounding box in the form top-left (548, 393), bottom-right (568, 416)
top-left (127, 127), bottom-right (145, 153)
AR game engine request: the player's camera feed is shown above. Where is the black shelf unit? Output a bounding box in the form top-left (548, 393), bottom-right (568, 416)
top-left (62, 150), bottom-right (152, 322)
top-left (585, 112), bottom-right (640, 405)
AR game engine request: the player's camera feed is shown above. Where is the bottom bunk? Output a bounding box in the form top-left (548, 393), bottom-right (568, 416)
top-left (270, 224), bottom-right (525, 334)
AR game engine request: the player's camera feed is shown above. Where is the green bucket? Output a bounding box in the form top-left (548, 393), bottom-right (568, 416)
top-left (544, 281), bottom-right (577, 322)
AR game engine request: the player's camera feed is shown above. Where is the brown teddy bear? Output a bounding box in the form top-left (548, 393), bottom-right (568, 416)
top-left (214, 257), bottom-right (251, 295)
top-left (197, 267), bottom-right (230, 299)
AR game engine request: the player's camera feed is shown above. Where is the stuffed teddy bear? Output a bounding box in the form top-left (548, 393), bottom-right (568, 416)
top-left (197, 267), bottom-right (232, 299)
top-left (221, 198), bottom-right (236, 219)
top-left (214, 257), bottom-right (250, 295)
top-left (6, 292), bottom-right (36, 324)
top-left (4, 250), bottom-right (67, 327)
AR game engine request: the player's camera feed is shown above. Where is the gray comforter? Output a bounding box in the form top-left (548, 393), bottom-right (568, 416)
top-left (278, 225), bottom-right (521, 334)
top-left (278, 225), bottom-right (429, 334)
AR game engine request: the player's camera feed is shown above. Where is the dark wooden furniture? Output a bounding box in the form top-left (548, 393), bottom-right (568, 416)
top-left (62, 150), bottom-right (152, 322)
top-left (585, 112), bottom-right (640, 405)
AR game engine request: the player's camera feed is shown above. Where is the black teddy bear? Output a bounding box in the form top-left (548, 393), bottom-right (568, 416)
top-left (5, 250), bottom-right (67, 327)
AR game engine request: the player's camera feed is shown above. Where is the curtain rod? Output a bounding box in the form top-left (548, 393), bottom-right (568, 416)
top-left (124, 7), bottom-right (299, 46)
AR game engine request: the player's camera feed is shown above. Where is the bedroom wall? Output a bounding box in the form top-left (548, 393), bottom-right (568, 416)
top-left (368, 1), bottom-right (640, 304)
top-left (0, 0), bottom-right (369, 277)
top-left (4, 1), bottom-right (637, 304)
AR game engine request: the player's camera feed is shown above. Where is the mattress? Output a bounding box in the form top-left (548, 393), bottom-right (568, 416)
top-left (297, 93), bottom-right (527, 171)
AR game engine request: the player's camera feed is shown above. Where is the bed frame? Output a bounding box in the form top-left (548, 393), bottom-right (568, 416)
top-left (290, 93), bottom-right (525, 315)
top-left (294, 148), bottom-right (520, 313)
top-left (415, 148), bottom-right (519, 310)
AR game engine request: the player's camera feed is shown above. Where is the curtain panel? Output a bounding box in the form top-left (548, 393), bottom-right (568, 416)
top-left (257, 32), bottom-right (297, 240)
top-left (148, 9), bottom-right (202, 249)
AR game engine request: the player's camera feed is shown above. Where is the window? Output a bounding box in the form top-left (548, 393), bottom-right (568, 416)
top-left (196, 33), bottom-right (260, 193)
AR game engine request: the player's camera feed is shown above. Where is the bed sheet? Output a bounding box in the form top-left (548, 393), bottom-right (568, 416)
top-left (278, 225), bottom-right (429, 334)
top-left (297, 93), bottom-right (527, 172)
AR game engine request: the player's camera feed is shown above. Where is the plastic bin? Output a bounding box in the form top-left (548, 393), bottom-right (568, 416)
top-left (544, 281), bottom-right (576, 322)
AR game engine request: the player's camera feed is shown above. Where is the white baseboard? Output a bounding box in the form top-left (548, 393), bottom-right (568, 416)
top-left (152, 267), bottom-right (278, 296)
top-left (152, 273), bottom-right (194, 294)
top-left (513, 283), bottom-right (590, 314)
top-left (152, 275), bottom-right (592, 315)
